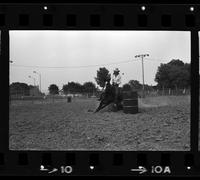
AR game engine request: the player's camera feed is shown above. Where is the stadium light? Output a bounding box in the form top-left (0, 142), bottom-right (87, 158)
top-left (28, 75), bottom-right (36, 86)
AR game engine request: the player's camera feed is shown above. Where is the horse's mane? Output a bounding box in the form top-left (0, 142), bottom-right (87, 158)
top-left (95, 82), bottom-right (123, 112)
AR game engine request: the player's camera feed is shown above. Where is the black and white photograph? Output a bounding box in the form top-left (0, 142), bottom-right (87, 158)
top-left (9, 31), bottom-right (191, 151)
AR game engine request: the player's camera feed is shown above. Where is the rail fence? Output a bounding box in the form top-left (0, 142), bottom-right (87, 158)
top-left (9, 88), bottom-right (190, 105)
top-left (139, 88), bottom-right (190, 97)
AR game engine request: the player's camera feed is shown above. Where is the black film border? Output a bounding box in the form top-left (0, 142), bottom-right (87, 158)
top-left (0, 3), bottom-right (200, 176)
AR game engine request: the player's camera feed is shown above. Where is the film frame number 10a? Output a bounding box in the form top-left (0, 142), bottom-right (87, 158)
top-left (0, 2), bottom-right (200, 177)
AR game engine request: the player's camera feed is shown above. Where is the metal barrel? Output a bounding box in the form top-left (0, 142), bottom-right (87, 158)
top-left (123, 91), bottom-right (138, 114)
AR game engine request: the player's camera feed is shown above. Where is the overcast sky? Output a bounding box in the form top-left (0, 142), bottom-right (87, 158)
top-left (9, 31), bottom-right (191, 93)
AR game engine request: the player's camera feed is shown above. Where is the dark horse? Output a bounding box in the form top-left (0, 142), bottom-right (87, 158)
top-left (95, 81), bottom-right (123, 113)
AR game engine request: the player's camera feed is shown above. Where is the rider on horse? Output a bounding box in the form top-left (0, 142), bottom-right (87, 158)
top-left (98, 76), bottom-right (114, 101)
top-left (111, 68), bottom-right (122, 105)
top-left (95, 68), bottom-right (123, 112)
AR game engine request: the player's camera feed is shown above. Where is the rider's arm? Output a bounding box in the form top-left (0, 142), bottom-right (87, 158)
top-left (116, 75), bottom-right (122, 85)
top-left (111, 75), bottom-right (115, 84)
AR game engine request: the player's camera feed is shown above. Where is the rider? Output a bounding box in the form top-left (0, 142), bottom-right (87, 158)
top-left (98, 77), bottom-right (113, 101)
top-left (111, 68), bottom-right (122, 104)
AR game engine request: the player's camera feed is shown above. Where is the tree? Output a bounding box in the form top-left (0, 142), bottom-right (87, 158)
top-left (155, 63), bottom-right (171, 88)
top-left (95, 67), bottom-right (111, 89)
top-left (62, 84), bottom-right (69, 95)
top-left (48, 84), bottom-right (59, 95)
top-left (128, 80), bottom-right (142, 90)
top-left (62, 82), bottom-right (84, 94)
top-left (10, 82), bottom-right (30, 96)
top-left (168, 59), bottom-right (184, 66)
top-left (29, 85), bottom-right (35, 89)
top-left (122, 83), bottom-right (132, 91)
top-left (155, 59), bottom-right (190, 89)
top-left (83, 82), bottom-right (96, 93)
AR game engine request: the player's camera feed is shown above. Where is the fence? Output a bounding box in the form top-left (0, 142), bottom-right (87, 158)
top-left (139, 88), bottom-right (190, 97)
top-left (9, 87), bottom-right (190, 106)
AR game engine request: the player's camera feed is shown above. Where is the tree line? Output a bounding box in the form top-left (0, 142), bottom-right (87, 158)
top-left (155, 59), bottom-right (190, 89)
top-left (94, 59), bottom-right (190, 91)
top-left (9, 59), bottom-right (191, 96)
top-left (9, 82), bottom-right (43, 96)
top-left (48, 82), bottom-right (97, 95)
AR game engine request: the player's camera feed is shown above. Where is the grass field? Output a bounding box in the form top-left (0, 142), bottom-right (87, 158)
top-left (9, 95), bottom-right (190, 151)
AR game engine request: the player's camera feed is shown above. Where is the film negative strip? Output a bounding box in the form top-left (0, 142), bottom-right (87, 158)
top-left (0, 2), bottom-right (200, 176)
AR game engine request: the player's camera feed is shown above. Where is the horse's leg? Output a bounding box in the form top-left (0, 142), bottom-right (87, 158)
top-left (95, 101), bottom-right (111, 113)
top-left (115, 93), bottom-right (123, 110)
top-left (94, 101), bottom-right (104, 113)
top-left (94, 106), bottom-right (101, 113)
top-left (99, 102), bottom-right (110, 110)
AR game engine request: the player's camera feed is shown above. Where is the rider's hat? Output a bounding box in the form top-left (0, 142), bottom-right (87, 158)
top-left (114, 68), bottom-right (120, 73)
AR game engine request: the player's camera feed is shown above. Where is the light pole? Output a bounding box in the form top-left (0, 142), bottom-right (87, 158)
top-left (28, 75), bottom-right (36, 86)
top-left (33, 71), bottom-right (41, 93)
top-left (135, 54), bottom-right (149, 98)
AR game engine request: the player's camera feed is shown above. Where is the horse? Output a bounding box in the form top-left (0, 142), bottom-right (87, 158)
top-left (95, 82), bottom-right (123, 113)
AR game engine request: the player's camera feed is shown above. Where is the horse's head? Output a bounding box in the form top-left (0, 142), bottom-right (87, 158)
top-left (106, 77), bottom-right (111, 85)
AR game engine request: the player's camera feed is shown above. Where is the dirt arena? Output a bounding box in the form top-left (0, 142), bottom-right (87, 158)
top-left (9, 95), bottom-right (190, 151)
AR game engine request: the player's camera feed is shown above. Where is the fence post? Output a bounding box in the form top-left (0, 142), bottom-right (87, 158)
top-left (183, 88), bottom-right (186, 95)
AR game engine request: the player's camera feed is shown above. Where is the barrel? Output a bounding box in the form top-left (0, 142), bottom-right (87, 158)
top-left (123, 91), bottom-right (138, 114)
top-left (67, 96), bottom-right (72, 103)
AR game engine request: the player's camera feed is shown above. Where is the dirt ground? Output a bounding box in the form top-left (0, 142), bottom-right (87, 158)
top-left (9, 95), bottom-right (190, 151)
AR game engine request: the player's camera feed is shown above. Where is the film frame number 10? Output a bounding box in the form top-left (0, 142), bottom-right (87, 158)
top-left (60, 166), bottom-right (73, 174)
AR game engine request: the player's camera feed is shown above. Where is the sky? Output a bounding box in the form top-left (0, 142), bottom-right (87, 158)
top-left (9, 31), bottom-right (191, 93)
